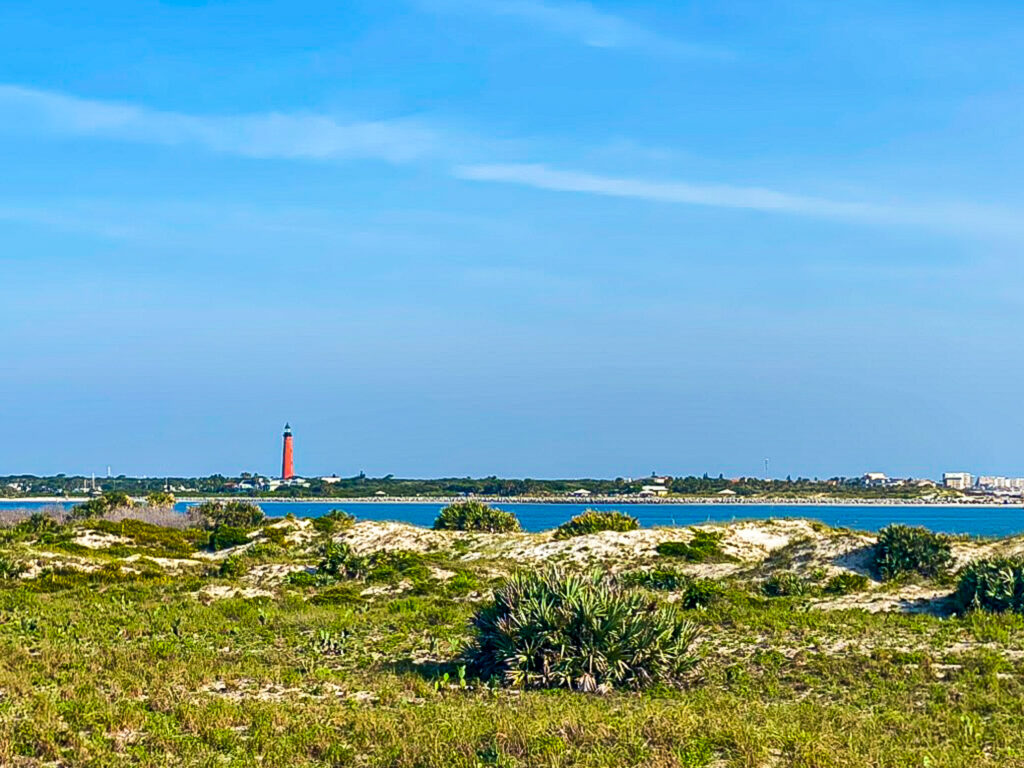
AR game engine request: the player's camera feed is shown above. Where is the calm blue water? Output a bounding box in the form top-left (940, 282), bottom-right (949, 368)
top-left (2, 499), bottom-right (1023, 537)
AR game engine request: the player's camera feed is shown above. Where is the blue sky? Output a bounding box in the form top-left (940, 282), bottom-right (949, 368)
top-left (2, 0), bottom-right (1023, 479)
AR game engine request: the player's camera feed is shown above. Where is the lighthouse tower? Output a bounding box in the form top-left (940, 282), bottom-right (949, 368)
top-left (281, 423), bottom-right (295, 479)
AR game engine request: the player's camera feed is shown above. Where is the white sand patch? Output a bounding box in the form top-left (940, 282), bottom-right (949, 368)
top-left (122, 554), bottom-right (202, 570)
top-left (73, 531), bottom-right (130, 549)
top-left (812, 585), bottom-right (953, 614)
top-left (336, 518), bottom-right (855, 567)
top-left (245, 563), bottom-right (309, 587)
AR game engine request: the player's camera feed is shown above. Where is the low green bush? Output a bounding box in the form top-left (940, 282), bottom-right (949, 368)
top-left (622, 569), bottom-right (723, 610)
top-left (553, 510), bottom-right (639, 539)
top-left (656, 530), bottom-right (735, 563)
top-left (623, 567), bottom-right (690, 591)
top-left (311, 510), bottom-right (356, 534)
top-left (0, 555), bottom-right (25, 580)
top-left (955, 557), bottom-right (1024, 613)
top-left (88, 518), bottom-right (204, 557)
top-left (207, 525), bottom-right (251, 551)
top-left (823, 572), bottom-right (871, 595)
top-left (678, 578), bottom-right (723, 610)
top-left (261, 525), bottom-right (288, 547)
top-left (309, 583), bottom-right (365, 605)
top-left (464, 568), bottom-right (699, 690)
top-left (433, 501), bottom-right (521, 533)
top-left (218, 556), bottom-right (248, 579)
top-left (873, 524), bottom-right (952, 581)
top-left (763, 571), bottom-right (807, 597)
top-left (191, 501), bottom-right (265, 530)
top-left (286, 570), bottom-right (319, 587)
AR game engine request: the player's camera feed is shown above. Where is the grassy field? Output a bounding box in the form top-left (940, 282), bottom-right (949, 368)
top-left (2, 510), bottom-right (1024, 767)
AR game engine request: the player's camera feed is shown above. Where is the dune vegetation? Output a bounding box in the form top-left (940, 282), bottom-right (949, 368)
top-left (2, 505), bottom-right (1024, 766)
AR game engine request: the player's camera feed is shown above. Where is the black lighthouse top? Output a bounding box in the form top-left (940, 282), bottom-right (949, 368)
top-left (283, 423), bottom-right (292, 436)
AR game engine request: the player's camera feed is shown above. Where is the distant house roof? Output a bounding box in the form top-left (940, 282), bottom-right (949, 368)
top-left (571, 488), bottom-right (591, 496)
top-left (717, 489), bottom-right (737, 496)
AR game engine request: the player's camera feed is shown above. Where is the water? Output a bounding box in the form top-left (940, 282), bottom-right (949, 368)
top-left (2, 499), bottom-right (1023, 537)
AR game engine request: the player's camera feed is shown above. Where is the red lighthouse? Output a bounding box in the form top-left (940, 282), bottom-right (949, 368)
top-left (281, 423), bottom-right (295, 479)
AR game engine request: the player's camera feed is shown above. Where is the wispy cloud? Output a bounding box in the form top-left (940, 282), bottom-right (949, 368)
top-left (3, 85), bottom-right (1019, 242)
top-left (418, 0), bottom-right (730, 59)
top-left (0, 84), bottom-right (442, 163)
top-left (455, 163), bottom-right (1024, 240)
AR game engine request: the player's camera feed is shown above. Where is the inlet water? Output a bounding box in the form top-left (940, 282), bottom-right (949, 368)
top-left (2, 500), bottom-right (1022, 537)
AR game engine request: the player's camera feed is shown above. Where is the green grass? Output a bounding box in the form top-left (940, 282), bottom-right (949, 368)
top-left (2, 516), bottom-right (1024, 765)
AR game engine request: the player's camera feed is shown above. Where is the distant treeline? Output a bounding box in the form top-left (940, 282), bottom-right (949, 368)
top-left (0, 473), bottom-right (950, 499)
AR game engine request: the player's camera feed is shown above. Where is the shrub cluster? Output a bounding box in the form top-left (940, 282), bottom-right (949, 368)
top-left (71, 492), bottom-right (133, 519)
top-left (145, 491), bottom-right (176, 506)
top-left (464, 568), bottom-right (699, 691)
top-left (207, 525), bottom-right (251, 551)
top-left (622, 568), bottom-right (722, 609)
top-left (433, 501), bottom-right (521, 533)
top-left (88, 518), bottom-right (203, 557)
top-left (955, 557), bottom-right (1024, 613)
top-left (191, 500), bottom-right (265, 530)
top-left (553, 510), bottom-right (638, 539)
top-left (308, 542), bottom-right (431, 587)
top-left (762, 571), bottom-right (807, 597)
top-left (822, 572), bottom-right (870, 596)
top-left (656, 530), bottom-right (735, 563)
top-left (0, 555), bottom-right (25, 580)
top-left (311, 509), bottom-right (356, 534)
top-left (873, 524), bottom-right (952, 581)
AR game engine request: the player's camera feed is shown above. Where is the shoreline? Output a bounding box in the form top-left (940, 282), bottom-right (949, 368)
top-left (4, 495), bottom-right (1022, 508)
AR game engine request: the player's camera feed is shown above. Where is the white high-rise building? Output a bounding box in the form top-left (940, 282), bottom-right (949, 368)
top-left (943, 472), bottom-right (972, 490)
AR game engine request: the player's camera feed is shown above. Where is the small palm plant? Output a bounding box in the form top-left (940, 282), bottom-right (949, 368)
top-left (464, 567), bottom-right (699, 691)
top-left (873, 524), bottom-right (952, 580)
top-left (433, 501), bottom-right (521, 533)
top-left (956, 557), bottom-right (1024, 613)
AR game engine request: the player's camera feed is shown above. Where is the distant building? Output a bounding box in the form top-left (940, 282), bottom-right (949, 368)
top-left (570, 488), bottom-right (591, 497)
top-left (717, 489), bottom-right (737, 496)
top-left (943, 472), bottom-right (973, 490)
top-left (321, 475), bottom-right (341, 484)
top-left (863, 472), bottom-right (887, 486)
top-left (639, 484), bottom-right (669, 497)
top-left (977, 476), bottom-right (1024, 492)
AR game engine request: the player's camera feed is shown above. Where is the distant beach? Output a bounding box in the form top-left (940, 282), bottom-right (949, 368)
top-left (6, 494), bottom-right (1023, 507)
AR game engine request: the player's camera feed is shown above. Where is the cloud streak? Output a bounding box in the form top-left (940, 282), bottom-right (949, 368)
top-left (455, 163), bottom-right (1024, 239)
top-left (3, 85), bottom-right (1019, 242)
top-left (419, 0), bottom-right (730, 59)
top-left (0, 84), bottom-right (441, 164)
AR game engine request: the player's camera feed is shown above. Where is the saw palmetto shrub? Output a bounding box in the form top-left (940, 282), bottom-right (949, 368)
top-left (192, 500), bottom-right (265, 530)
top-left (762, 571), bottom-right (807, 597)
top-left (955, 557), bottom-right (1024, 613)
top-left (823, 572), bottom-right (871, 595)
top-left (464, 568), bottom-right (699, 691)
top-left (873, 524), bottom-right (952, 581)
top-left (433, 501), bottom-right (521, 533)
top-left (553, 510), bottom-right (639, 539)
